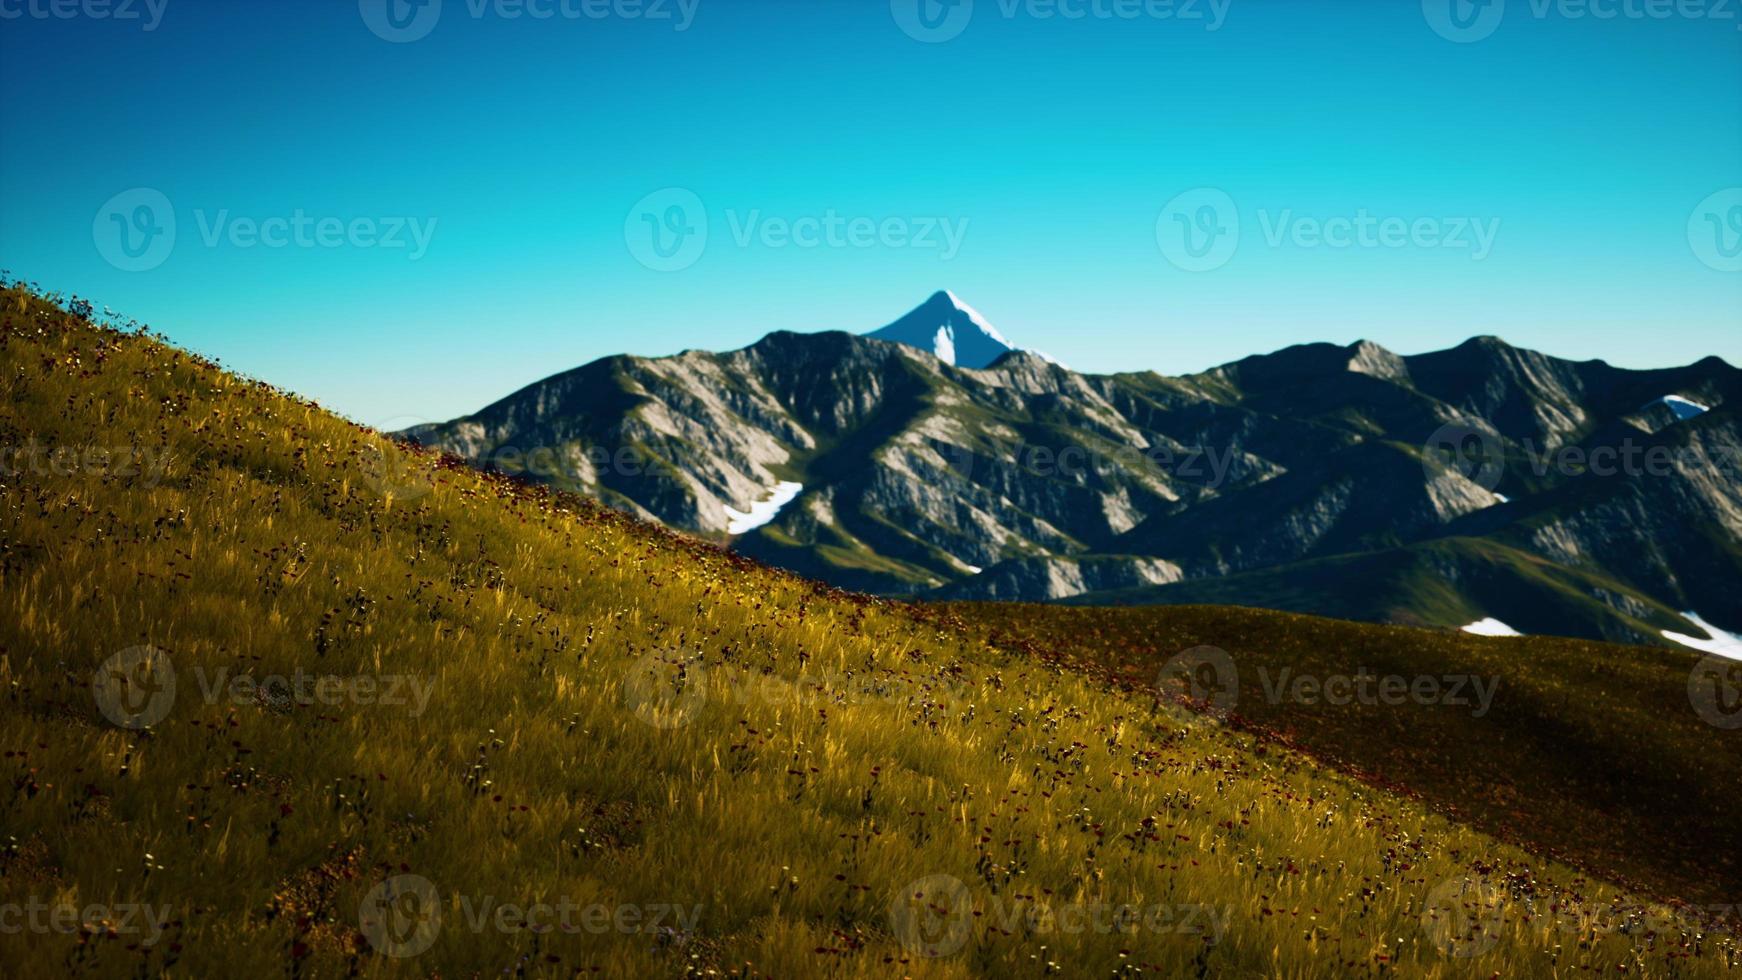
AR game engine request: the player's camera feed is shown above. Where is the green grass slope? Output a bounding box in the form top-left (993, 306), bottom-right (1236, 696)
top-left (935, 600), bottom-right (1742, 907)
top-left (1, 284), bottom-right (1737, 977)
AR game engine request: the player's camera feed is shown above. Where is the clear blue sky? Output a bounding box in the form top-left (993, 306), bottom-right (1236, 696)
top-left (2, 0), bottom-right (1738, 426)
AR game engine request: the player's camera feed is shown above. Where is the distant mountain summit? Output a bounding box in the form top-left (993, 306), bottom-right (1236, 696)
top-left (866, 290), bottom-right (1029, 369)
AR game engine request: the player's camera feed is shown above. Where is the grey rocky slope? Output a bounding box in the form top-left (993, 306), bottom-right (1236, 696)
top-left (403, 293), bottom-right (1742, 647)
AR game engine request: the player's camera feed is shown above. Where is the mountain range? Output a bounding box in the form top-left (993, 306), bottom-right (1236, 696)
top-left (403, 292), bottom-right (1742, 649)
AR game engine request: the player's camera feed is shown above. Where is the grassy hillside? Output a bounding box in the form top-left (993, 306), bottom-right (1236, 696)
top-left (2, 283), bottom-right (1737, 976)
top-left (935, 601), bottom-right (1742, 909)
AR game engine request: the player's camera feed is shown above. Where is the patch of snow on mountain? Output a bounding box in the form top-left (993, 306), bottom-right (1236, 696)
top-left (1461, 618), bottom-right (1523, 637)
top-left (932, 325), bottom-right (956, 366)
top-left (1663, 611), bottom-right (1742, 662)
top-left (1646, 395), bottom-right (1712, 422)
top-left (725, 481), bottom-right (803, 535)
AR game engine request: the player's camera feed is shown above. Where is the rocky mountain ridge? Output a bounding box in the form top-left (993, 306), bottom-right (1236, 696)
top-left (404, 294), bottom-right (1742, 647)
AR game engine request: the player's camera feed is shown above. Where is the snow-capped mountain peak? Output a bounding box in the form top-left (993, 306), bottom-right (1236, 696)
top-left (937, 290), bottom-right (1009, 346)
top-left (867, 291), bottom-right (1023, 369)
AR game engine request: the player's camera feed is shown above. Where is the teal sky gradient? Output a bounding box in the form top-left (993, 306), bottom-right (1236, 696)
top-left (1, 0), bottom-right (1738, 425)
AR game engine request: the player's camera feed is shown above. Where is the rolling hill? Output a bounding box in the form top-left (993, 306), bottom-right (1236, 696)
top-left (935, 599), bottom-right (1742, 907)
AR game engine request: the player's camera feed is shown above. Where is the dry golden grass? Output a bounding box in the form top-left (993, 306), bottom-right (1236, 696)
top-left (0, 282), bottom-right (1736, 977)
top-left (933, 600), bottom-right (1742, 907)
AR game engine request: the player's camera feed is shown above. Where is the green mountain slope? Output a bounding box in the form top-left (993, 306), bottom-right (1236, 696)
top-left (937, 599), bottom-right (1742, 905)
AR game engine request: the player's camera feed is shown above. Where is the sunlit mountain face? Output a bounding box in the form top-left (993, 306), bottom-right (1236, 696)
top-left (405, 292), bottom-right (1742, 650)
